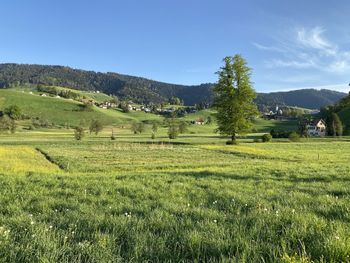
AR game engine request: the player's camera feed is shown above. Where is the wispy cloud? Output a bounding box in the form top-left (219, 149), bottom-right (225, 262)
top-left (252, 42), bottom-right (285, 53)
top-left (254, 26), bottom-right (350, 74)
top-left (265, 59), bottom-right (315, 69)
top-left (296, 26), bottom-right (337, 55)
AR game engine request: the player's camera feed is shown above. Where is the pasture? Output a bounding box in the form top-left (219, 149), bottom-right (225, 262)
top-left (0, 132), bottom-right (349, 262)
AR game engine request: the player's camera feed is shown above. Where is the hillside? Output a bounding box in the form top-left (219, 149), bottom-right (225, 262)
top-left (0, 64), bottom-right (346, 109)
top-left (256, 89), bottom-right (347, 110)
top-left (0, 89), bottom-right (163, 127)
top-left (0, 64), bottom-right (213, 105)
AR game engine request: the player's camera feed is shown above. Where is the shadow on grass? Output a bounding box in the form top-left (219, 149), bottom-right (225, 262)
top-left (171, 170), bottom-right (350, 185)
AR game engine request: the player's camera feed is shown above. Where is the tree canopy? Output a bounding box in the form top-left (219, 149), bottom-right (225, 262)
top-left (213, 55), bottom-right (258, 142)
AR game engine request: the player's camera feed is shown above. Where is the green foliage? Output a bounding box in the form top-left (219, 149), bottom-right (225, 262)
top-left (74, 126), bottom-right (85, 140)
top-left (131, 122), bottom-right (145, 134)
top-left (0, 64), bottom-right (213, 105)
top-left (168, 96), bottom-right (183, 105)
top-left (4, 105), bottom-right (22, 120)
top-left (0, 115), bottom-right (12, 133)
top-left (255, 89), bottom-right (346, 110)
top-left (167, 113), bottom-right (179, 139)
top-left (111, 129), bottom-right (116, 140)
top-left (261, 133), bottom-right (272, 142)
top-left (37, 85), bottom-right (81, 100)
top-left (89, 119), bottom-right (103, 135)
top-left (213, 55), bottom-right (258, 142)
top-left (32, 117), bottom-right (51, 128)
top-left (178, 121), bottom-right (188, 134)
top-left (331, 113), bottom-right (343, 136)
top-left (288, 132), bottom-right (300, 142)
top-left (270, 129), bottom-right (292, 139)
top-left (151, 122), bottom-right (158, 133)
top-left (206, 116), bottom-right (212, 124)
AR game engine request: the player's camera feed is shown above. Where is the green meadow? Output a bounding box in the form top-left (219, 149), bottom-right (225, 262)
top-left (0, 130), bottom-right (349, 262)
top-left (0, 88), bottom-right (349, 262)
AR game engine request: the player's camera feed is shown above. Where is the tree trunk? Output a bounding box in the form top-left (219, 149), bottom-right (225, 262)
top-left (231, 134), bottom-right (236, 142)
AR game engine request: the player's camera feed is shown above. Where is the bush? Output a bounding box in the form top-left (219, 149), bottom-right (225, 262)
top-left (261, 133), bottom-right (272, 142)
top-left (226, 140), bottom-right (239, 145)
top-left (74, 127), bottom-right (85, 140)
top-left (4, 105), bottom-right (22, 120)
top-left (270, 129), bottom-right (291, 138)
top-left (111, 129), bottom-right (116, 140)
top-left (89, 119), bottom-right (103, 135)
top-left (288, 132), bottom-right (300, 142)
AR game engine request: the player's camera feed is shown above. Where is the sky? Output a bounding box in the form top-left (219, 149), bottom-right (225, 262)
top-left (1, 0), bottom-right (350, 93)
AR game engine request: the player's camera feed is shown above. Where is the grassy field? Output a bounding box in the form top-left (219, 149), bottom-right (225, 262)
top-left (0, 89), bottom-right (165, 127)
top-left (0, 131), bottom-right (349, 262)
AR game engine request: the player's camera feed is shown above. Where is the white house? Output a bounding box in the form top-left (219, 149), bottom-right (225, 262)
top-left (306, 119), bottom-right (326, 137)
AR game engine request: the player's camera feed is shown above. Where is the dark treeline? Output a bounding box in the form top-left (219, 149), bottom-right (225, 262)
top-left (0, 64), bottom-right (346, 109)
top-left (320, 92), bottom-right (350, 135)
top-left (255, 89), bottom-right (347, 111)
top-left (0, 64), bottom-right (213, 105)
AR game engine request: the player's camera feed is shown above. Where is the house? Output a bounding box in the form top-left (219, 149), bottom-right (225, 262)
top-left (306, 119), bottom-right (326, 137)
top-left (194, 119), bottom-right (205, 125)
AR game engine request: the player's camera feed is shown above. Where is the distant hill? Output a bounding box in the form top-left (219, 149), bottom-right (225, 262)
top-left (256, 89), bottom-right (347, 110)
top-left (0, 63), bottom-right (346, 108)
top-left (0, 63), bottom-right (213, 105)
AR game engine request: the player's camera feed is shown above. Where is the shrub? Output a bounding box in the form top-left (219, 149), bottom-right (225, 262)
top-left (226, 140), bottom-right (239, 145)
top-left (179, 121), bottom-right (188, 134)
top-left (270, 129), bottom-right (291, 138)
top-left (111, 129), bottom-right (116, 140)
top-left (288, 132), bottom-right (300, 142)
top-left (89, 119), bottom-right (103, 135)
top-left (4, 105), bottom-right (22, 120)
top-left (262, 133), bottom-right (272, 142)
top-left (74, 126), bottom-right (85, 140)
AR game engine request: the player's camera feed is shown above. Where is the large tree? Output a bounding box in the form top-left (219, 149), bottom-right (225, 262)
top-left (331, 112), bottom-right (343, 136)
top-left (213, 55), bottom-right (258, 142)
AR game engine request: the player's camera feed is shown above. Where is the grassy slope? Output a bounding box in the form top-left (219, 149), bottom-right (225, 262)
top-left (0, 89), bottom-right (163, 127)
top-left (0, 138), bottom-right (349, 262)
top-left (0, 89), bottom-right (298, 137)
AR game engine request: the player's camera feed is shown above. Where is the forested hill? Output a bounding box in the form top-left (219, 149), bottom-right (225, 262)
top-left (256, 89), bottom-right (347, 110)
top-left (0, 63), bottom-right (346, 108)
top-left (0, 63), bottom-right (213, 105)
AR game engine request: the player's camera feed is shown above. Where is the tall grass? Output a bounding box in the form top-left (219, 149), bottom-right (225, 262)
top-left (0, 140), bottom-right (349, 262)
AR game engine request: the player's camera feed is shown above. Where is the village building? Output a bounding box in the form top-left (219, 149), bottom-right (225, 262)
top-left (306, 119), bottom-right (326, 137)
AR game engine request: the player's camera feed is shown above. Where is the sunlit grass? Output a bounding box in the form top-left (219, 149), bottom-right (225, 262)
top-left (0, 137), bottom-right (349, 262)
top-left (0, 146), bottom-right (60, 174)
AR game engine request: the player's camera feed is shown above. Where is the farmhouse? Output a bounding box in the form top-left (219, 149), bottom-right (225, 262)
top-left (194, 119), bottom-right (205, 125)
top-left (306, 119), bottom-right (326, 137)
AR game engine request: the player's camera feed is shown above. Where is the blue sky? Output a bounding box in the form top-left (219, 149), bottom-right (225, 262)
top-left (1, 0), bottom-right (350, 93)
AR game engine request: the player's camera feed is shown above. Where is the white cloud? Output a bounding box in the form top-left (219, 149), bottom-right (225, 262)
top-left (254, 26), bottom-right (350, 75)
top-left (296, 27), bottom-right (337, 55)
top-left (265, 59), bottom-right (314, 69)
top-left (252, 42), bottom-right (285, 53)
